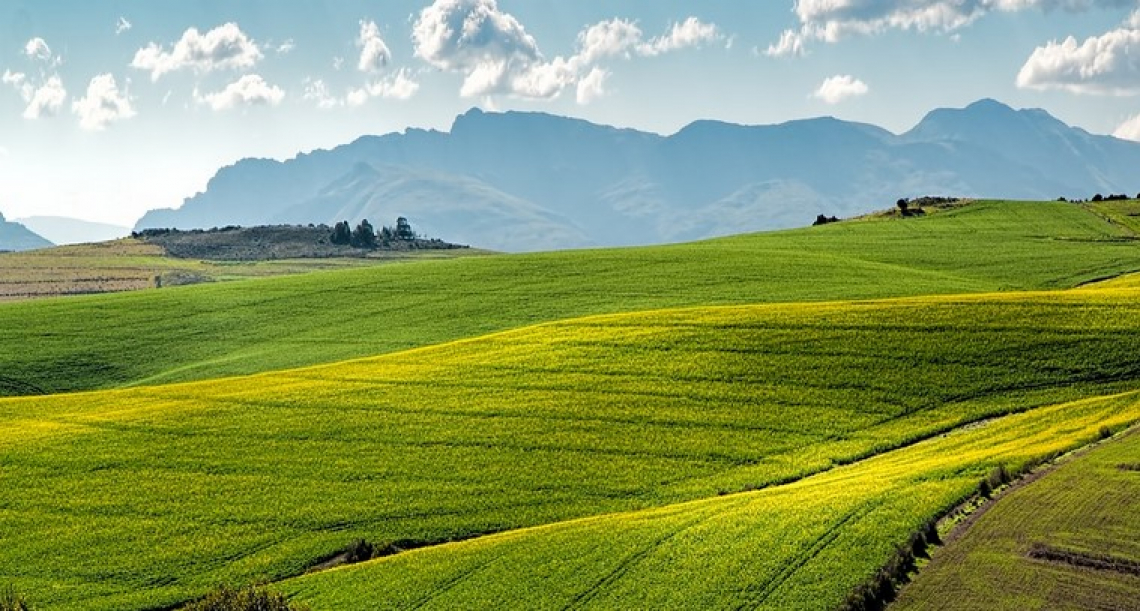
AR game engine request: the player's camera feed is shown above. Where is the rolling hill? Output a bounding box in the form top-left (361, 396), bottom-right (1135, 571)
top-left (3, 201), bottom-right (1140, 396)
top-left (3, 199), bottom-right (1139, 610)
top-left (134, 100), bottom-right (1140, 251)
top-left (2, 285), bottom-right (1139, 609)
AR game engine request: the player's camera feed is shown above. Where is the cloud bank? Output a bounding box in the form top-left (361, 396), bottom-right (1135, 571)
top-left (1017, 10), bottom-right (1140, 94)
top-left (132, 23), bottom-right (263, 81)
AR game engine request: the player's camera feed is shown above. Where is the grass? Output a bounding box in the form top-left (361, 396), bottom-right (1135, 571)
top-left (893, 429), bottom-right (1140, 611)
top-left (2, 200), bottom-right (1140, 396)
top-left (276, 389), bottom-right (1140, 609)
top-left (2, 284), bottom-right (1140, 609)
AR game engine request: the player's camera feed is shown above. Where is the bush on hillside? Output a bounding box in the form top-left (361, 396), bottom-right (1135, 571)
top-left (180, 585), bottom-right (309, 611)
top-left (0, 587), bottom-right (32, 611)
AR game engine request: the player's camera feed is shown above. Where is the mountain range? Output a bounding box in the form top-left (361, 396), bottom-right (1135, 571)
top-left (136, 99), bottom-right (1140, 251)
top-left (15, 216), bottom-right (130, 246)
top-left (0, 212), bottom-right (52, 252)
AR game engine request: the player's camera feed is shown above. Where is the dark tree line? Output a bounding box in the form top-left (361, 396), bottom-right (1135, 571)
top-left (330, 217), bottom-right (416, 248)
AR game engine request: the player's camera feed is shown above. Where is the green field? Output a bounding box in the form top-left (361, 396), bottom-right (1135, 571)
top-left (894, 430), bottom-right (1140, 610)
top-left (3, 284), bottom-right (1140, 609)
top-left (2, 200), bottom-right (1139, 609)
top-left (2, 200), bottom-right (1139, 397)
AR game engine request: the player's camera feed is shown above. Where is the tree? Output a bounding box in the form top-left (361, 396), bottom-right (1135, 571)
top-left (395, 216), bottom-right (415, 240)
top-left (1092, 193), bottom-right (1104, 202)
top-left (351, 219), bottom-right (377, 248)
top-left (330, 221), bottom-right (352, 245)
top-left (896, 198), bottom-right (909, 214)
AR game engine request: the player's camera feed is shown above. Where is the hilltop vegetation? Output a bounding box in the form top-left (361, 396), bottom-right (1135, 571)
top-left (1, 200), bottom-right (1139, 396)
top-left (2, 284), bottom-right (1140, 609)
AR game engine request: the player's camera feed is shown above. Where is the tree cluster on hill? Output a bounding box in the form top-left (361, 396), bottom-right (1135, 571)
top-left (330, 217), bottom-right (418, 249)
top-left (813, 214), bottom-right (840, 226)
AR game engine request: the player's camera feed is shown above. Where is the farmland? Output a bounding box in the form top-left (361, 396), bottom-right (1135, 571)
top-left (1, 199), bottom-right (1140, 609)
top-left (2, 200), bottom-right (1140, 397)
top-left (3, 282), bottom-right (1140, 609)
top-left (894, 429), bottom-right (1140, 610)
top-left (0, 238), bottom-right (475, 303)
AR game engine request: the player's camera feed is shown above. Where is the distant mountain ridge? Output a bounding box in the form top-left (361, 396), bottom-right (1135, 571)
top-left (0, 211), bottom-right (53, 251)
top-left (136, 99), bottom-right (1140, 251)
top-left (15, 216), bottom-right (130, 246)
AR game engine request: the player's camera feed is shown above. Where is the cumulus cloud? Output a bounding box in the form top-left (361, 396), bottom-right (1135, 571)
top-left (576, 66), bottom-right (609, 104)
top-left (72, 74), bottom-right (136, 130)
top-left (276, 39), bottom-right (295, 54)
top-left (1017, 12), bottom-right (1140, 94)
top-left (22, 76), bottom-right (67, 119)
top-left (412, 0), bottom-right (719, 102)
top-left (116, 17), bottom-right (132, 35)
top-left (813, 74), bottom-right (869, 104)
top-left (131, 23), bottom-right (263, 81)
top-left (1113, 113), bottom-right (1140, 140)
top-left (346, 68), bottom-right (420, 106)
top-left (4, 69), bottom-right (66, 119)
top-left (768, 0), bottom-right (1131, 57)
top-left (196, 74), bottom-right (284, 111)
top-left (357, 20), bottom-right (392, 72)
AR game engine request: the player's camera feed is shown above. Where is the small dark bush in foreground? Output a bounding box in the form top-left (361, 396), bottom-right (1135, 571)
top-left (0, 587), bottom-right (33, 611)
top-left (180, 585), bottom-right (309, 611)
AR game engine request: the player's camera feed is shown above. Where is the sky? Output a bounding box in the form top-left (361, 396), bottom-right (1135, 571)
top-left (1, 0), bottom-right (1139, 227)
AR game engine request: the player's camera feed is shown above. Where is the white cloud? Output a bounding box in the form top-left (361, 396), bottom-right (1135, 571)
top-left (1113, 113), bottom-right (1140, 140)
top-left (333, 56), bottom-right (345, 70)
top-left (768, 0), bottom-right (1131, 56)
top-left (576, 66), bottom-right (609, 104)
top-left (346, 68), bottom-right (420, 106)
top-left (24, 37), bottom-right (52, 62)
top-left (277, 39), bottom-right (295, 54)
top-left (412, 0), bottom-right (719, 103)
top-left (72, 74), bottom-right (136, 131)
top-left (640, 17), bottom-right (720, 56)
top-left (3, 69), bottom-right (66, 119)
top-left (23, 76), bottom-right (67, 119)
top-left (303, 78), bottom-right (340, 109)
top-left (131, 23), bottom-right (263, 81)
top-left (575, 18), bottom-right (644, 64)
top-left (196, 74), bottom-right (284, 111)
top-left (357, 20), bottom-right (392, 72)
top-left (813, 74), bottom-right (869, 104)
top-left (1017, 14), bottom-right (1140, 94)
top-left (116, 17), bottom-right (133, 35)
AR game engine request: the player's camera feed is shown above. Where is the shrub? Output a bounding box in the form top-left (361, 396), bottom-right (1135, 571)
top-left (180, 585), bottom-right (309, 611)
top-left (0, 587), bottom-right (32, 611)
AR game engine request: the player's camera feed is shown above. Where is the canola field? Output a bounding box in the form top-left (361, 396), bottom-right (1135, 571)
top-left (2, 200), bottom-right (1139, 397)
top-left (3, 285), bottom-right (1140, 609)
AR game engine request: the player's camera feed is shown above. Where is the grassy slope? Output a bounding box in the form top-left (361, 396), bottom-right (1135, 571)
top-left (2, 200), bottom-right (1139, 396)
top-left (893, 430), bottom-right (1140, 611)
top-left (3, 285), bottom-right (1140, 609)
top-left (281, 393), bottom-right (1140, 610)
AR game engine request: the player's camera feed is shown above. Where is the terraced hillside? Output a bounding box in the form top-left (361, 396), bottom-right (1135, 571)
top-left (894, 429), bottom-right (1140, 610)
top-left (3, 284), bottom-right (1140, 609)
top-left (2, 200), bottom-right (1139, 397)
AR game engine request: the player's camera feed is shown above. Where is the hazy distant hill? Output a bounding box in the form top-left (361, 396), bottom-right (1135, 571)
top-left (15, 216), bottom-right (130, 245)
top-left (136, 99), bottom-right (1140, 251)
top-left (0, 212), bottom-right (52, 251)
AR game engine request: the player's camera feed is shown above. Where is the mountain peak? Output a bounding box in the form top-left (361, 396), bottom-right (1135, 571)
top-left (963, 98), bottom-right (1014, 114)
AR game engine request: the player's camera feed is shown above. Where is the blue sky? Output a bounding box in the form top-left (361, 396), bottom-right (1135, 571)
top-left (1, 0), bottom-right (1138, 226)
